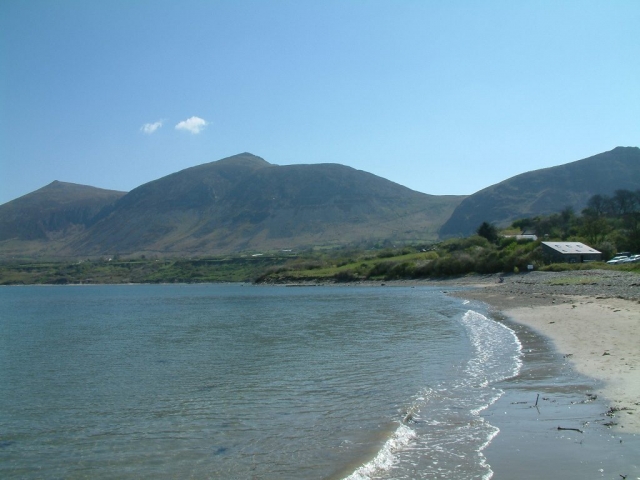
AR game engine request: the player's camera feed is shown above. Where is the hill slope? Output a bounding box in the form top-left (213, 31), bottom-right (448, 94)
top-left (67, 153), bottom-right (464, 256)
top-left (0, 181), bottom-right (126, 243)
top-left (439, 147), bottom-right (640, 237)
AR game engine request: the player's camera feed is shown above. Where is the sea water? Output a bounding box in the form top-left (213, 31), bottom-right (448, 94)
top-left (0, 284), bottom-right (521, 479)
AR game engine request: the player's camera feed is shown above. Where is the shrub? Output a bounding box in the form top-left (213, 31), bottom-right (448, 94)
top-left (477, 222), bottom-right (499, 243)
top-left (385, 262), bottom-right (415, 280)
top-left (334, 270), bottom-right (360, 282)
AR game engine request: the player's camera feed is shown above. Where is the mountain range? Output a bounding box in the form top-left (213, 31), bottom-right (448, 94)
top-left (1, 147), bottom-right (639, 259)
top-left (0, 153), bottom-right (463, 258)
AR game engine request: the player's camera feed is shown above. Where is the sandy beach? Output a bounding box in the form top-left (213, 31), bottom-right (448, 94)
top-left (453, 269), bottom-right (640, 434)
top-left (444, 269), bottom-right (640, 478)
top-left (504, 297), bottom-right (640, 433)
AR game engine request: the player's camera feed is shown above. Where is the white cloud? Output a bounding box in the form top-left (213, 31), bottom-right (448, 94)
top-left (175, 116), bottom-right (208, 134)
top-left (141, 120), bottom-right (163, 134)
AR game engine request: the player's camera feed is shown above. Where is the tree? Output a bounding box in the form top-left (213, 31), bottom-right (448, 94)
top-left (476, 222), bottom-right (499, 243)
top-left (586, 194), bottom-right (607, 217)
top-left (512, 218), bottom-right (534, 231)
top-left (580, 215), bottom-right (611, 245)
top-left (613, 189), bottom-right (638, 215)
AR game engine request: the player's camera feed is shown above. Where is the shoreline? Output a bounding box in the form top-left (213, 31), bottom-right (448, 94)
top-left (449, 270), bottom-right (640, 478)
top-left (450, 270), bottom-right (639, 434)
top-left (503, 297), bottom-right (640, 433)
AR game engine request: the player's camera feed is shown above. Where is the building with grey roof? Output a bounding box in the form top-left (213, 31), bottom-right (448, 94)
top-left (541, 242), bottom-right (602, 263)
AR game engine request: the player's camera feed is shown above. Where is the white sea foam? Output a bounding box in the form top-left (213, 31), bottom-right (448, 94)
top-left (344, 423), bottom-right (417, 480)
top-left (478, 422), bottom-right (501, 480)
top-left (342, 307), bottom-right (523, 480)
top-left (461, 309), bottom-right (523, 385)
top-left (461, 309), bottom-right (523, 479)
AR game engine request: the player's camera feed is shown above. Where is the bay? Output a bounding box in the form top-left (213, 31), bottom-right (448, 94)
top-left (0, 284), bottom-right (520, 479)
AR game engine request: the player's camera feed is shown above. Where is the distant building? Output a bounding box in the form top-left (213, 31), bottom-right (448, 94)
top-left (541, 242), bottom-right (601, 263)
top-left (503, 230), bottom-right (538, 242)
top-left (514, 234), bottom-right (538, 241)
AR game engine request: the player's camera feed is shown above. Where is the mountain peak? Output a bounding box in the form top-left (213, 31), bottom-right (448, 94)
top-left (213, 152), bottom-right (272, 168)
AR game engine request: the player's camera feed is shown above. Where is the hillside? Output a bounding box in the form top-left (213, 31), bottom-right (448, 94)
top-left (67, 153), bottom-right (464, 256)
top-left (439, 147), bottom-right (640, 237)
top-left (0, 181), bottom-right (126, 258)
top-left (4, 147), bottom-right (637, 260)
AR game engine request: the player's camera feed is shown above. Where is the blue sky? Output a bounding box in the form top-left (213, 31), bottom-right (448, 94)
top-left (1, 0), bottom-right (639, 205)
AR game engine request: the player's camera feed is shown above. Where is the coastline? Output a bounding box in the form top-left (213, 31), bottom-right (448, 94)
top-left (446, 269), bottom-right (640, 478)
top-left (300, 270), bottom-right (640, 476)
top-left (502, 298), bottom-right (640, 433)
top-left (450, 269), bottom-right (640, 434)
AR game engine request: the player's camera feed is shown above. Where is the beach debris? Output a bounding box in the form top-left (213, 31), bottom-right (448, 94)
top-left (563, 353), bottom-right (573, 358)
top-left (606, 406), bottom-right (632, 417)
top-left (573, 394), bottom-right (598, 405)
top-left (557, 426), bottom-right (583, 433)
top-left (602, 351), bottom-right (611, 356)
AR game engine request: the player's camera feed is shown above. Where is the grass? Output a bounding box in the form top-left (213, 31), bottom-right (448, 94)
top-left (0, 256), bottom-right (289, 285)
top-left (2, 244), bottom-right (639, 286)
top-left (546, 276), bottom-right (602, 286)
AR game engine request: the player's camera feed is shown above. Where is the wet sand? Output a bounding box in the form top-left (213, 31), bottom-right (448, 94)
top-left (453, 271), bottom-right (640, 434)
top-left (450, 270), bottom-right (640, 478)
top-left (503, 298), bottom-right (640, 432)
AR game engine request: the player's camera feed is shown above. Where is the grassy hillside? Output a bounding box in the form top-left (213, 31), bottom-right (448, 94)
top-left (0, 255), bottom-right (289, 285)
top-left (5, 188), bottom-right (640, 287)
top-left (3, 240), bottom-right (637, 286)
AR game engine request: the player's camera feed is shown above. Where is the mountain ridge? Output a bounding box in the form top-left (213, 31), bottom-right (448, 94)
top-left (439, 147), bottom-right (640, 237)
top-left (2, 147), bottom-right (638, 259)
top-left (1, 153), bottom-right (464, 258)
top-left (68, 153), bottom-right (463, 256)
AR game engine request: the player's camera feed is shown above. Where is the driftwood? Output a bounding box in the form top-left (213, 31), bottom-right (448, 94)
top-left (557, 426), bottom-right (583, 433)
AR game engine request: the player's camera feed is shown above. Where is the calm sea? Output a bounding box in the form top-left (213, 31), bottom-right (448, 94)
top-left (0, 284), bottom-right (521, 479)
